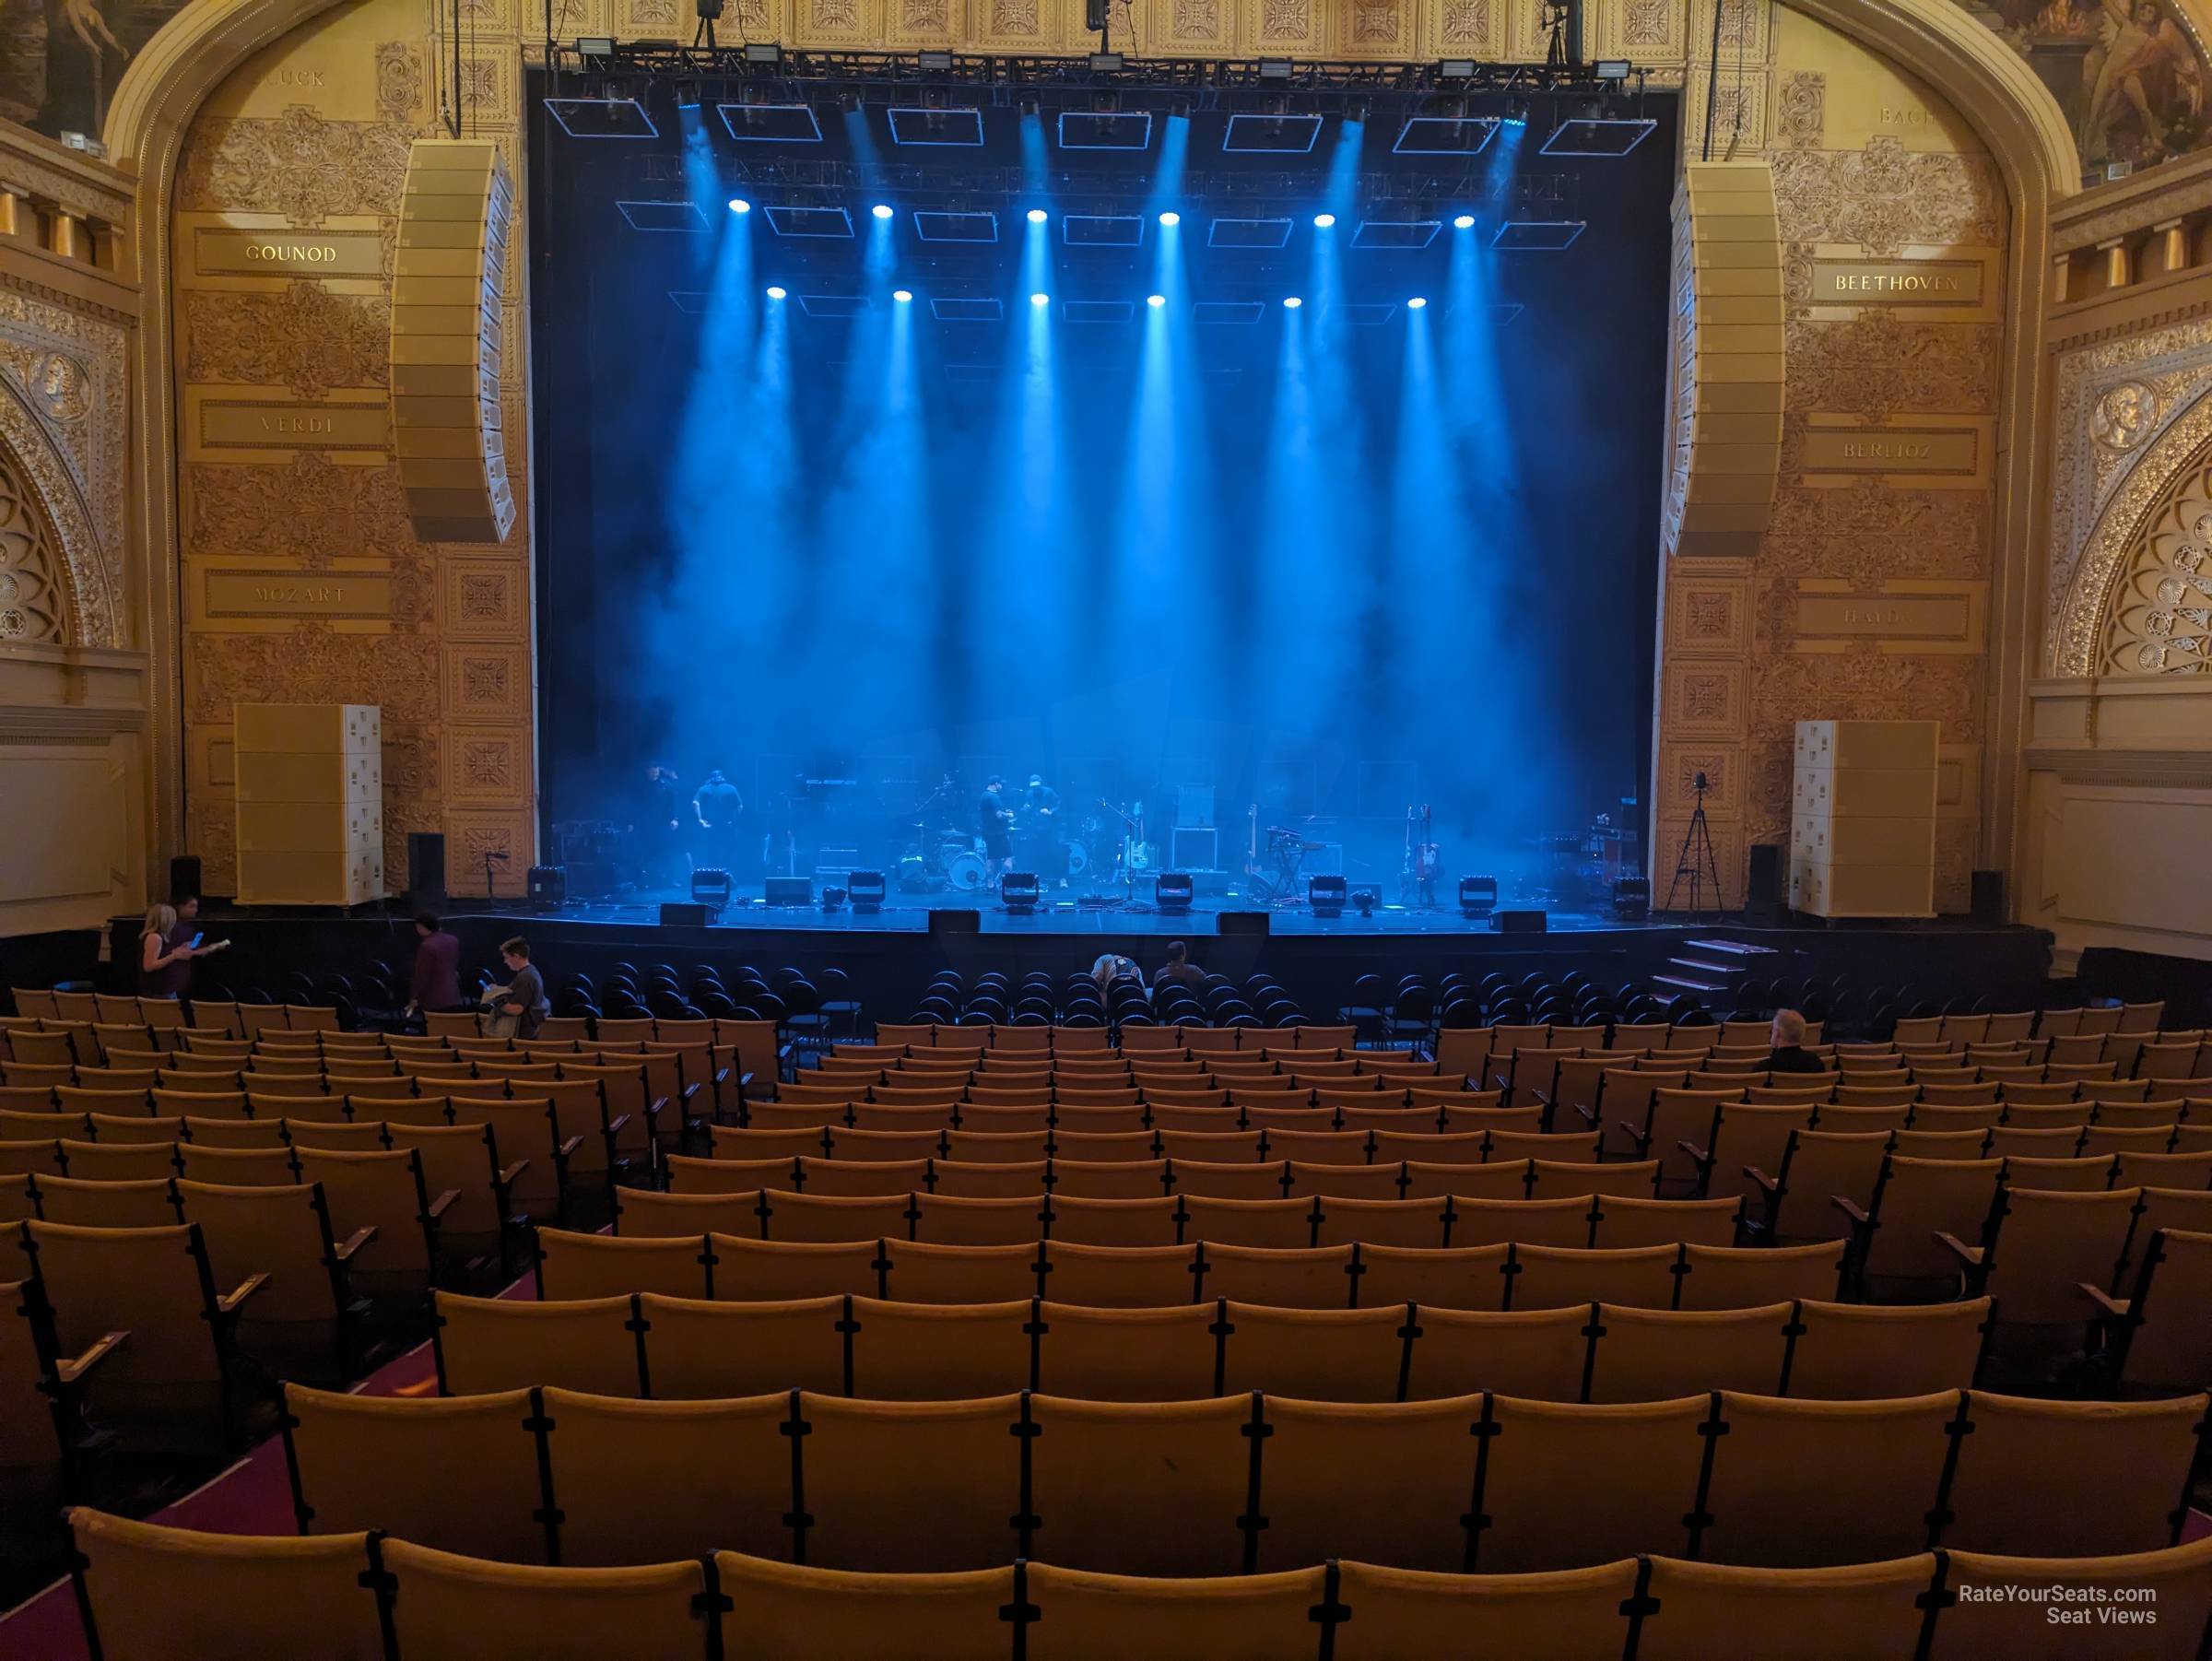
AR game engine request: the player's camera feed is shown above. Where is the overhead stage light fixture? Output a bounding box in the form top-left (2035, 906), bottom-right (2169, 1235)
top-left (1258, 56), bottom-right (1294, 79)
top-left (917, 48), bottom-right (954, 69)
top-left (1158, 210), bottom-right (1181, 226)
top-left (766, 285), bottom-right (787, 299)
top-left (1027, 207), bottom-right (1048, 223)
top-left (872, 203), bottom-right (894, 219)
top-left (727, 197), bottom-right (751, 213)
top-left (1282, 295), bottom-right (1302, 309)
top-left (1030, 291), bottom-right (1050, 306)
top-left (1147, 293), bottom-right (1166, 307)
top-left (744, 41), bottom-right (782, 65)
top-left (1313, 212), bottom-right (1335, 228)
top-left (1453, 213), bottom-right (1476, 230)
top-left (892, 289), bottom-right (912, 302)
top-left (1407, 296), bottom-right (1428, 309)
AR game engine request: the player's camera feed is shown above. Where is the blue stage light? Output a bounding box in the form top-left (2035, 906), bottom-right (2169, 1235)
top-left (893, 289), bottom-right (912, 302)
top-left (1027, 207), bottom-right (1048, 224)
top-left (1158, 210), bottom-right (1180, 226)
top-left (1407, 296), bottom-right (1428, 309)
top-left (728, 197), bottom-right (752, 214)
top-left (1030, 291), bottom-right (1050, 306)
top-left (766, 285), bottom-right (787, 299)
top-left (1453, 213), bottom-right (1476, 230)
top-left (1313, 212), bottom-right (1335, 228)
top-left (872, 203), bottom-right (895, 219)
top-left (1147, 293), bottom-right (1166, 308)
top-left (1283, 295), bottom-right (1302, 309)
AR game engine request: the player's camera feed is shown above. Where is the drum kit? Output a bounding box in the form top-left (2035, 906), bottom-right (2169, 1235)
top-left (898, 779), bottom-right (1112, 894)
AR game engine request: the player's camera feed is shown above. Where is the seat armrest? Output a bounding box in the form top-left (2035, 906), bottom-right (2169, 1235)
top-left (1677, 1137), bottom-right (1712, 1167)
top-left (332, 1224), bottom-right (378, 1262)
top-left (217, 1272), bottom-right (271, 1314)
top-left (1935, 1231), bottom-right (1983, 1268)
top-left (1744, 1165), bottom-right (1780, 1196)
top-left (496, 1159), bottom-right (531, 1187)
top-left (2077, 1281), bottom-right (2130, 1319)
top-left (1616, 1120), bottom-right (1653, 1154)
top-left (606, 1112), bottom-right (632, 1137)
top-left (558, 1134), bottom-right (586, 1159)
top-left (56, 1329), bottom-right (129, 1385)
top-left (425, 1187), bottom-right (461, 1221)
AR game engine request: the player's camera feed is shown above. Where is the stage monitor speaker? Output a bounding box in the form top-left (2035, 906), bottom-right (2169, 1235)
top-left (930, 909), bottom-right (981, 934)
top-left (765, 878), bottom-right (813, 907)
top-left (1744, 843), bottom-right (1783, 926)
top-left (392, 139), bottom-right (516, 545)
top-left (169, 854), bottom-right (203, 903)
top-left (406, 832), bottom-right (447, 907)
top-left (1217, 912), bottom-right (1269, 937)
top-left (659, 901), bottom-right (710, 927)
top-left (1497, 909), bottom-right (1548, 934)
top-left (527, 865), bottom-right (567, 907)
top-left (1971, 869), bottom-right (2005, 925)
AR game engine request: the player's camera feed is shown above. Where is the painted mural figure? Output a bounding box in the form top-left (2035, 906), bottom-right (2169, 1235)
top-left (0, 0), bottom-right (192, 140)
top-left (1964, 0), bottom-right (2210, 171)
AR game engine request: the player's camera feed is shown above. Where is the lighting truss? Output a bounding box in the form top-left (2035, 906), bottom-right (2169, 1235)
top-left (1061, 213), bottom-right (1145, 246)
top-left (1063, 299), bottom-right (1137, 322)
top-left (1057, 110), bottom-right (1154, 149)
top-left (1350, 218), bottom-right (1441, 249)
top-left (1393, 114), bottom-right (1497, 154)
top-left (763, 204), bottom-right (854, 237)
top-left (1192, 300), bottom-right (1266, 324)
top-left (544, 97), bottom-right (656, 137)
top-left (930, 297), bottom-right (1005, 322)
top-left (1539, 114), bottom-right (1657, 157)
top-left (796, 293), bottom-right (871, 315)
top-left (615, 199), bottom-right (709, 231)
top-left (888, 105), bottom-right (986, 145)
top-left (716, 100), bottom-right (824, 142)
top-left (912, 209), bottom-right (1000, 241)
top-left (1206, 217), bottom-right (1294, 249)
top-left (1222, 112), bottom-right (1323, 152)
top-left (1492, 218), bottom-right (1584, 250)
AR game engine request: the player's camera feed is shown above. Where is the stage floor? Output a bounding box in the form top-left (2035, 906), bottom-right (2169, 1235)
top-left (500, 881), bottom-right (1646, 937)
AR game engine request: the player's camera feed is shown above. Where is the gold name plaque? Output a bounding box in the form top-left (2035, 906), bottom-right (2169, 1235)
top-left (194, 227), bottom-right (384, 278)
top-left (1800, 427), bottom-right (1981, 476)
top-left (1810, 259), bottom-right (1985, 305)
top-left (197, 399), bottom-right (389, 453)
top-left (203, 569), bottom-right (394, 620)
top-left (1794, 593), bottom-right (1974, 642)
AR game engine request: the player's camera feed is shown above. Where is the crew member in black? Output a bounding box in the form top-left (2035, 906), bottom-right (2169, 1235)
top-left (978, 776), bottom-right (1014, 878)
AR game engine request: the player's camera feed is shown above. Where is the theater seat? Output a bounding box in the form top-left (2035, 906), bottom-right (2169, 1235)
top-left (379, 1537), bottom-right (709, 1659)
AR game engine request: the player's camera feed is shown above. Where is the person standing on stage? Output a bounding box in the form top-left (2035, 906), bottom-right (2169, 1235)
top-left (693, 769), bottom-right (744, 878)
top-left (978, 775), bottom-right (1014, 878)
top-left (1021, 772), bottom-right (1065, 886)
top-left (635, 762), bottom-right (684, 888)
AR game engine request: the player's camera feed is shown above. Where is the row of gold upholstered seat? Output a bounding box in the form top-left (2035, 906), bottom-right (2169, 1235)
top-left (277, 1378), bottom-right (2206, 1576)
top-left (71, 1506), bottom-right (2212, 1661)
top-left (703, 1121), bottom-right (1603, 1165)
top-left (621, 1177), bottom-right (1723, 1248)
top-left (735, 1096), bottom-right (1523, 1133)
top-left (546, 1228), bottom-right (1852, 1311)
top-left (429, 1288), bottom-right (1978, 1406)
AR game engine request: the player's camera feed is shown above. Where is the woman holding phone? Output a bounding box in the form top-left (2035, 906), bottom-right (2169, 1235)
top-left (138, 902), bottom-right (204, 999)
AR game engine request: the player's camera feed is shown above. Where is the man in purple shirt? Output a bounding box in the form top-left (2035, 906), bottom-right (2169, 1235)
top-left (407, 912), bottom-right (464, 1015)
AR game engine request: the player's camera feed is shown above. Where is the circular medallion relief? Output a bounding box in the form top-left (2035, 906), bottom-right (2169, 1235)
top-left (31, 354), bottom-right (92, 421)
top-left (2092, 381), bottom-right (2159, 451)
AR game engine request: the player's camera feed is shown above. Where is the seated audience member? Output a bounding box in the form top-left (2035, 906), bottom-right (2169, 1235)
top-left (407, 913), bottom-right (464, 1015)
top-left (1764, 1008), bottom-right (1826, 1074)
top-left (1153, 939), bottom-right (1206, 992)
top-left (1090, 952), bottom-right (1143, 995)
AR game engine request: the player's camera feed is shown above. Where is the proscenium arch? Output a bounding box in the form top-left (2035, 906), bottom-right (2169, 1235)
top-left (2060, 388), bottom-right (2212, 675)
top-left (101, 0), bottom-right (2077, 872)
top-left (0, 375), bottom-right (108, 647)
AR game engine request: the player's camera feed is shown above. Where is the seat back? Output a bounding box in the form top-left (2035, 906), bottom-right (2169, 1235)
top-left (293, 1147), bottom-right (432, 1289)
top-left (27, 1220), bottom-right (225, 1438)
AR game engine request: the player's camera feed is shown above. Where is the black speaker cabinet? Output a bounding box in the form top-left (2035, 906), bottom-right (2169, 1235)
top-left (658, 901), bottom-right (710, 927)
top-left (1971, 869), bottom-right (2005, 925)
top-left (1744, 843), bottom-right (1783, 926)
top-left (169, 854), bottom-right (203, 903)
top-left (764, 878), bottom-right (814, 907)
top-left (1217, 912), bottom-right (1270, 937)
top-left (407, 832), bottom-right (447, 907)
top-left (929, 909), bottom-right (982, 934)
top-left (1497, 910), bottom-right (1548, 934)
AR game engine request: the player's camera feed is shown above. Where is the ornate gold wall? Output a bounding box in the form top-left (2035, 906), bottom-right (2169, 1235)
top-left (0, 124), bottom-right (148, 936)
top-left (171, 4), bottom-right (537, 898)
top-left (1653, 4), bottom-right (2009, 913)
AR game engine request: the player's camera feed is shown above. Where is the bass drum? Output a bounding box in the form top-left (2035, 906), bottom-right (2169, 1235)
top-left (946, 850), bottom-right (988, 891)
top-left (1063, 839), bottom-right (1089, 877)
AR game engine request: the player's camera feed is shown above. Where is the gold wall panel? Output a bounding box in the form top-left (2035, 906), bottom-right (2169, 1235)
top-left (1653, 6), bottom-right (2006, 918)
top-left (172, 1), bottom-right (535, 899)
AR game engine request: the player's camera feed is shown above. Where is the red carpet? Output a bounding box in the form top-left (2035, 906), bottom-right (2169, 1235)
top-left (0, 1272), bottom-right (527, 1660)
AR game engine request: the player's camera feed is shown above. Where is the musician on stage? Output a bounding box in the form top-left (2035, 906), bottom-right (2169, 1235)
top-left (978, 775), bottom-right (1014, 877)
top-left (632, 762), bottom-right (684, 887)
top-left (694, 768), bottom-right (744, 878)
top-left (1021, 772), bottom-right (1067, 885)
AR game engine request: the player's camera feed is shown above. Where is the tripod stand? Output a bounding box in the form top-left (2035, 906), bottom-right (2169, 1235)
top-left (1661, 773), bottom-right (1724, 920)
